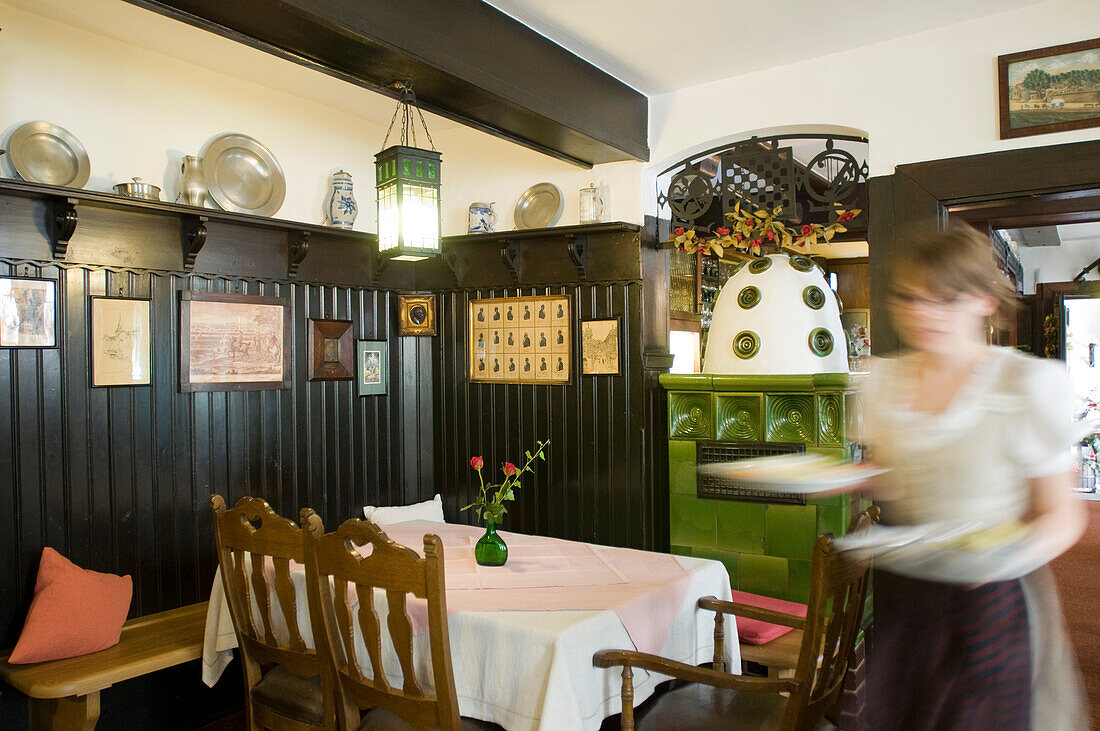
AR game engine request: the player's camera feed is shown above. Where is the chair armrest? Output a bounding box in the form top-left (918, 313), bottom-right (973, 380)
top-left (593, 648), bottom-right (799, 695)
top-left (698, 596), bottom-right (806, 631)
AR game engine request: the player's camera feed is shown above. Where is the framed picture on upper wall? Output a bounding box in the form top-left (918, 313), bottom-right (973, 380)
top-left (90, 297), bottom-right (151, 387)
top-left (998, 38), bottom-right (1100, 139)
top-left (581, 318), bottom-right (620, 376)
top-left (179, 291), bottom-right (291, 392)
top-left (356, 340), bottom-right (388, 396)
top-left (0, 276), bottom-right (57, 348)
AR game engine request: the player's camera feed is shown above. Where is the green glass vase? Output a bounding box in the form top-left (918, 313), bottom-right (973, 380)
top-left (475, 522), bottom-right (508, 566)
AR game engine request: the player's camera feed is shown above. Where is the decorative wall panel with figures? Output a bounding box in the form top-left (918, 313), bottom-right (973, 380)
top-left (468, 295), bottom-right (572, 384)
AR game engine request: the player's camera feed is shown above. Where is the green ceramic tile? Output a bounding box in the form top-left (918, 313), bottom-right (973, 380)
top-left (765, 394), bottom-right (816, 444)
top-left (715, 501), bottom-right (766, 555)
top-left (670, 494), bottom-right (716, 549)
top-left (788, 559), bottom-right (813, 604)
top-left (716, 394), bottom-right (763, 442)
top-left (817, 393), bottom-right (844, 446)
top-left (669, 392), bottom-right (715, 440)
top-left (816, 506), bottom-right (847, 538)
top-left (808, 493), bottom-right (853, 509)
top-left (738, 554), bottom-right (788, 598)
top-left (765, 504), bottom-right (817, 560)
top-left (668, 440), bottom-right (697, 495)
top-left (670, 545), bottom-right (692, 557)
top-left (690, 547), bottom-right (738, 588)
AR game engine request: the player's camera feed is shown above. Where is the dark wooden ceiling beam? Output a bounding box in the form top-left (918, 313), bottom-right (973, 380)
top-left (125, 0), bottom-right (649, 168)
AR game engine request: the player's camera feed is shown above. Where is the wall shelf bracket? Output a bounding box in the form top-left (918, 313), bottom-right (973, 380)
top-left (288, 230), bottom-right (311, 278)
top-left (565, 234), bottom-right (588, 279)
top-left (499, 241), bottom-right (521, 282)
top-left (48, 197), bottom-right (79, 260)
top-left (181, 215), bottom-right (208, 271)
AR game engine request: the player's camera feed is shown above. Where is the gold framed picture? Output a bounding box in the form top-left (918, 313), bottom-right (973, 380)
top-left (90, 297), bottom-right (151, 387)
top-left (398, 294), bottom-right (436, 336)
top-left (469, 295), bottom-right (570, 384)
top-left (581, 318), bottom-right (620, 375)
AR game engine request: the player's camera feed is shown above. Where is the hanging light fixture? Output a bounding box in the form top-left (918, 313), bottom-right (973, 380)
top-left (375, 82), bottom-right (442, 262)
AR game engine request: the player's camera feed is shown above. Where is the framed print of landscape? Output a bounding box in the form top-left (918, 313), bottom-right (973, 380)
top-left (998, 38), bottom-right (1100, 139)
top-left (91, 297), bottom-right (151, 387)
top-left (179, 291), bottom-right (291, 392)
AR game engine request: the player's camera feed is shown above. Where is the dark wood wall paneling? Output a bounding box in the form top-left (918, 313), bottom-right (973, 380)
top-left (434, 281), bottom-right (649, 549)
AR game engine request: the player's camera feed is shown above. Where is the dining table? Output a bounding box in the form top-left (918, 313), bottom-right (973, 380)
top-left (201, 520), bottom-right (739, 731)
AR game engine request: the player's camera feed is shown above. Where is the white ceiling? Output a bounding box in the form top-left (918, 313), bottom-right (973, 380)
top-left (485, 0), bottom-right (1048, 95)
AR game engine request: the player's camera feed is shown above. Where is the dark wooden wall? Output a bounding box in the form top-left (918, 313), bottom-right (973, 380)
top-left (433, 282), bottom-right (651, 548)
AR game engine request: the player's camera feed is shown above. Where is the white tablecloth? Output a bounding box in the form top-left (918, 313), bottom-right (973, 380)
top-left (202, 530), bottom-right (738, 731)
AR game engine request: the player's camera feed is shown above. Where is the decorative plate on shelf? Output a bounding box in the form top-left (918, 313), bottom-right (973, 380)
top-left (514, 182), bottom-right (563, 229)
top-left (201, 133), bottom-right (285, 217)
top-left (7, 121), bottom-right (91, 188)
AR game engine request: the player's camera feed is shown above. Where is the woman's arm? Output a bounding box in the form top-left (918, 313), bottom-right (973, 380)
top-left (1025, 470), bottom-right (1087, 562)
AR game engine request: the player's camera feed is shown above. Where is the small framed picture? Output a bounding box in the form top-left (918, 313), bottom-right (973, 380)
top-left (0, 277), bottom-right (57, 348)
top-left (308, 319), bottom-right (354, 381)
top-left (998, 38), bottom-right (1100, 139)
top-left (581, 318), bottom-right (620, 376)
top-left (356, 340), bottom-right (388, 396)
top-left (91, 297), bottom-right (151, 387)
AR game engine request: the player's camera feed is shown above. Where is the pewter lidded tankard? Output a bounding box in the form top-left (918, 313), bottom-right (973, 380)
top-left (179, 155), bottom-right (207, 207)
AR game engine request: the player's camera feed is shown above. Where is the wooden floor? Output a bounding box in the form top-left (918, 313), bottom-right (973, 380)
top-left (1050, 498), bottom-right (1100, 729)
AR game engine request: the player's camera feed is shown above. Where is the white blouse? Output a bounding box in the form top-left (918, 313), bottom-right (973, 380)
top-left (853, 347), bottom-right (1076, 527)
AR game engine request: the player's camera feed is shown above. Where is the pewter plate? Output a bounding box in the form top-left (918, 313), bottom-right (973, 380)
top-left (514, 182), bottom-right (563, 229)
top-left (7, 121), bottom-right (90, 188)
top-left (201, 133), bottom-right (285, 217)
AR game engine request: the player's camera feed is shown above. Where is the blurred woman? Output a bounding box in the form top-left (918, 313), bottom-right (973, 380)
top-left (856, 224), bottom-right (1087, 730)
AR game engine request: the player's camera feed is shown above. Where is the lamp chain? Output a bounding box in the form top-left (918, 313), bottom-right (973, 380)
top-left (380, 81), bottom-right (437, 152)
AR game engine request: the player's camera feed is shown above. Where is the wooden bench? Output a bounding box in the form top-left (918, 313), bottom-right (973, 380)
top-left (0, 602), bottom-right (209, 730)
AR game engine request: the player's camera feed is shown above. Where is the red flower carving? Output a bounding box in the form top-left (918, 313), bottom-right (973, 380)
top-left (470, 456), bottom-right (484, 470)
top-left (838, 211), bottom-right (855, 222)
top-left (751, 238), bottom-right (763, 247)
top-left (503, 462), bottom-right (517, 476)
top-left (765, 230), bottom-right (775, 240)
top-left (801, 225), bottom-right (814, 236)
top-left (716, 227), bottom-right (730, 236)
top-left (674, 227), bottom-right (685, 236)
top-left (735, 234), bottom-right (743, 242)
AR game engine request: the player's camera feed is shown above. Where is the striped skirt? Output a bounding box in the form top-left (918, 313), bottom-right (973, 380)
top-left (866, 568), bottom-right (1032, 730)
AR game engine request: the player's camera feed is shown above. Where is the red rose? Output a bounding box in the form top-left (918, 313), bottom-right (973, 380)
top-left (470, 456), bottom-right (484, 470)
top-left (503, 462), bottom-right (517, 476)
top-left (697, 237), bottom-right (706, 245)
top-left (735, 234), bottom-right (743, 242)
top-left (750, 238), bottom-right (763, 247)
top-left (765, 230), bottom-right (775, 240)
top-left (674, 227), bottom-right (685, 236)
top-left (801, 225), bottom-right (814, 236)
top-left (716, 227), bottom-right (730, 236)
top-left (838, 211), bottom-right (855, 222)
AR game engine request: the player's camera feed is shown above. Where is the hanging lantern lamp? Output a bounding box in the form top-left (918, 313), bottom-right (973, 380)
top-left (375, 82), bottom-right (442, 262)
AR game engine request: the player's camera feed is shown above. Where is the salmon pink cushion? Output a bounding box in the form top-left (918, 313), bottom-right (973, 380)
top-left (731, 589), bottom-right (808, 645)
top-left (7, 548), bottom-right (132, 664)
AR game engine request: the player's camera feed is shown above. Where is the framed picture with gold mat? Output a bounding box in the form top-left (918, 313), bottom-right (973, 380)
top-left (469, 295), bottom-right (570, 384)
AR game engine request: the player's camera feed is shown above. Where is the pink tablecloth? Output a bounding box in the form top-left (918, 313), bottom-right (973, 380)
top-left (372, 522), bottom-right (693, 656)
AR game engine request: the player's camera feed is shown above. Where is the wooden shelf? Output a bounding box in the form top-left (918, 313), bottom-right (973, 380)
top-left (442, 222), bottom-right (639, 246)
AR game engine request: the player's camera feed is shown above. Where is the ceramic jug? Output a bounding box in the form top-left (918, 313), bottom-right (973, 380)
top-left (324, 170), bottom-right (358, 229)
top-left (468, 202), bottom-right (497, 234)
top-left (179, 155), bottom-right (207, 207)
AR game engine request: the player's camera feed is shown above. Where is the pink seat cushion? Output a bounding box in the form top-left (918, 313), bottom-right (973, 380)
top-left (730, 590), bottom-right (808, 645)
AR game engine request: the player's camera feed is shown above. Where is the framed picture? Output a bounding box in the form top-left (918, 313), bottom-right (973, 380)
top-left (90, 297), bottom-right (151, 387)
top-left (998, 38), bottom-right (1100, 139)
top-left (398, 294), bottom-right (437, 336)
top-left (469, 295), bottom-right (571, 384)
top-left (356, 340), bottom-right (388, 396)
top-left (179, 291), bottom-right (290, 392)
top-left (581, 318), bottom-right (620, 376)
top-left (308, 319), bottom-right (354, 381)
top-left (0, 276), bottom-right (57, 348)
top-left (840, 308), bottom-right (871, 358)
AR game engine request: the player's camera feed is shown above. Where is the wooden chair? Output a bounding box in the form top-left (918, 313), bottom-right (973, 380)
top-left (593, 507), bottom-right (878, 731)
top-left (211, 494), bottom-right (329, 730)
top-left (300, 513), bottom-right (495, 731)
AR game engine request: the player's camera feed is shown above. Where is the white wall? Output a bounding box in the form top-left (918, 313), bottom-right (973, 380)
top-left (0, 0), bottom-right (638, 235)
top-left (1018, 237), bottom-right (1100, 293)
top-left (644, 0), bottom-right (1100, 213)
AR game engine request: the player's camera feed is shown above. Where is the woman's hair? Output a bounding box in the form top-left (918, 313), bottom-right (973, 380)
top-left (889, 223), bottom-right (1017, 307)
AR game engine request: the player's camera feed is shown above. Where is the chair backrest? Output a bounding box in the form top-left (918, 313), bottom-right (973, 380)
top-left (210, 494), bottom-right (320, 684)
top-left (300, 513), bottom-right (461, 731)
top-left (782, 506), bottom-right (878, 731)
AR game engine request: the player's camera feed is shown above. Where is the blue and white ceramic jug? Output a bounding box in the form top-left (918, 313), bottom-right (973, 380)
top-left (468, 202), bottom-right (497, 234)
top-left (324, 170), bottom-right (358, 229)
